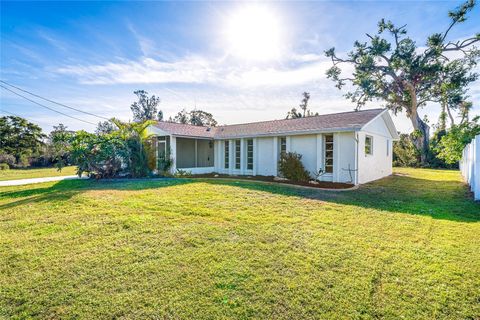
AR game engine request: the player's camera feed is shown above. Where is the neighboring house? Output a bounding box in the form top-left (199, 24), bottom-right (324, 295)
top-left (147, 108), bottom-right (399, 185)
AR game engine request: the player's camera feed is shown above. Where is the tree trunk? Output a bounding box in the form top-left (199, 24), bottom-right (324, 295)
top-left (446, 105), bottom-right (455, 126)
top-left (410, 108), bottom-right (430, 165)
top-left (406, 85), bottom-right (430, 165)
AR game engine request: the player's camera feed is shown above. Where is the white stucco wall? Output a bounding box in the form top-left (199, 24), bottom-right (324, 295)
top-left (335, 132), bottom-right (357, 183)
top-left (205, 114), bottom-right (394, 185)
top-left (357, 116), bottom-right (393, 184)
top-left (289, 135), bottom-right (318, 175)
top-left (256, 137), bottom-right (276, 176)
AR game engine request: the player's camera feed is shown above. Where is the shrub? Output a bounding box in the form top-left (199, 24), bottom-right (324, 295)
top-left (0, 163), bottom-right (10, 170)
top-left (70, 131), bottom-right (129, 179)
top-left (278, 152), bottom-right (311, 182)
top-left (174, 169), bottom-right (192, 177)
top-left (393, 134), bottom-right (420, 167)
top-left (0, 154), bottom-right (15, 167)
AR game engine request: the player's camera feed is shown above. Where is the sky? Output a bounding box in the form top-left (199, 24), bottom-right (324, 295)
top-left (1, 0), bottom-right (479, 133)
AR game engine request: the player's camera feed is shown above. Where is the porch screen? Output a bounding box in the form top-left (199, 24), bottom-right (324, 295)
top-left (176, 137), bottom-right (214, 169)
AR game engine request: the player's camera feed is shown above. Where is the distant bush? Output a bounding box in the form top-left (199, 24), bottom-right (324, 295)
top-left (393, 134), bottom-right (420, 167)
top-left (0, 163), bottom-right (10, 170)
top-left (0, 154), bottom-right (15, 167)
top-left (278, 152), bottom-right (311, 182)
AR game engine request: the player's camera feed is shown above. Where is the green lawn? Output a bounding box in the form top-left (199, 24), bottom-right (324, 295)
top-left (0, 168), bottom-right (478, 319)
top-left (0, 166), bottom-right (78, 181)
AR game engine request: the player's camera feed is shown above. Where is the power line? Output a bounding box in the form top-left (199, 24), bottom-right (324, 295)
top-left (0, 80), bottom-right (110, 121)
top-left (0, 109), bottom-right (54, 128)
top-left (1, 84), bottom-right (97, 126)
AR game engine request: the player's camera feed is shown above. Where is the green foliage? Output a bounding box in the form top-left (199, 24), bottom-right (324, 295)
top-left (174, 169), bottom-right (193, 177)
top-left (393, 134), bottom-right (420, 167)
top-left (435, 116), bottom-right (480, 164)
top-left (69, 120), bottom-right (157, 179)
top-left (70, 131), bottom-right (129, 179)
top-left (0, 116), bottom-right (46, 166)
top-left (286, 92), bottom-right (318, 119)
top-left (170, 109), bottom-right (217, 126)
top-left (130, 90), bottom-right (163, 122)
top-left (0, 154), bottom-right (16, 167)
top-left (278, 152), bottom-right (311, 182)
top-left (48, 124), bottom-right (75, 171)
top-left (325, 1), bottom-right (479, 164)
top-left (0, 163), bottom-right (10, 170)
top-left (95, 120), bottom-right (116, 135)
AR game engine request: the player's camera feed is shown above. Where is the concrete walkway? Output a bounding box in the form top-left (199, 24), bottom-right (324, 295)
top-left (0, 175), bottom-right (88, 187)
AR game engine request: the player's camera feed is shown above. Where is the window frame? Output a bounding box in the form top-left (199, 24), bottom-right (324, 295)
top-left (365, 135), bottom-right (373, 156)
top-left (246, 139), bottom-right (254, 170)
top-left (224, 141), bottom-right (229, 169)
top-left (235, 139), bottom-right (241, 170)
top-left (279, 137), bottom-right (287, 155)
top-left (324, 134), bottom-right (334, 174)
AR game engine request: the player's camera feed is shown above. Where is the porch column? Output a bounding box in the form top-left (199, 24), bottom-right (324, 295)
top-left (170, 136), bottom-right (177, 174)
top-left (316, 134), bottom-right (323, 174)
top-left (272, 136), bottom-right (278, 176)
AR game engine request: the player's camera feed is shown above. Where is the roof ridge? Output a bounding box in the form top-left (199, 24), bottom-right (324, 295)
top-left (217, 108), bottom-right (385, 128)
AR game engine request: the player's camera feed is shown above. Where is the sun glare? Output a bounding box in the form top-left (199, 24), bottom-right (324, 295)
top-left (225, 5), bottom-right (283, 61)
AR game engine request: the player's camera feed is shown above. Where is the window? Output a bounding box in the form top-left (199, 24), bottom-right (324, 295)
top-left (235, 140), bottom-right (241, 169)
top-left (280, 137), bottom-right (287, 155)
top-left (365, 135), bottom-right (373, 155)
top-left (247, 139), bottom-right (253, 170)
top-left (224, 141), bottom-right (229, 169)
top-left (157, 136), bottom-right (170, 161)
top-left (324, 134), bottom-right (333, 173)
top-left (386, 139), bottom-right (390, 156)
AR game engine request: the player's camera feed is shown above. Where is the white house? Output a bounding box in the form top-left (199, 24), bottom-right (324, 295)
top-left (147, 108), bottom-right (399, 185)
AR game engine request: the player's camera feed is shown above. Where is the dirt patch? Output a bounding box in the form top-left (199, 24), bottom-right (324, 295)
top-left (190, 173), bottom-right (354, 189)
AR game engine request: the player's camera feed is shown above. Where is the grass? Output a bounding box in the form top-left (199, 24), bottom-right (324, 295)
top-left (0, 166), bottom-right (78, 181)
top-left (0, 168), bottom-right (479, 319)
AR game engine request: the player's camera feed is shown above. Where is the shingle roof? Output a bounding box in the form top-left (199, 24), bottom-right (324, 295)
top-left (153, 121), bottom-right (216, 138)
top-left (152, 108), bottom-right (385, 139)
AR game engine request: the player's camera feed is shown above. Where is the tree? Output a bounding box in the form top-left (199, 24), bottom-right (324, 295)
top-left (130, 90), bottom-right (163, 122)
top-left (189, 109), bottom-right (217, 126)
top-left (96, 120), bottom-right (116, 135)
top-left (170, 109), bottom-right (217, 126)
top-left (111, 118), bottom-right (156, 177)
top-left (170, 109), bottom-right (189, 124)
top-left (393, 133), bottom-right (420, 167)
top-left (0, 116), bottom-right (46, 166)
top-left (325, 0), bottom-right (479, 164)
top-left (70, 130), bottom-right (129, 179)
top-left (286, 92), bottom-right (318, 119)
top-left (434, 58), bottom-right (478, 126)
top-left (49, 124), bottom-right (75, 170)
top-left (459, 101), bottom-right (473, 124)
top-left (435, 116), bottom-right (480, 164)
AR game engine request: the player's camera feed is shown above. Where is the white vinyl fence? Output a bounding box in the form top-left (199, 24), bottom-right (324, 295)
top-left (460, 134), bottom-right (480, 200)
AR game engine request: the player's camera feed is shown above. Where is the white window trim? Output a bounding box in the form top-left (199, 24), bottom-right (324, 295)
top-left (365, 135), bottom-right (373, 156)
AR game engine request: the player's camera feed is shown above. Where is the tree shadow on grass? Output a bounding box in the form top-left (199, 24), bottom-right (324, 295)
top-left (0, 174), bottom-right (478, 223)
top-left (0, 178), bottom-right (192, 210)
top-left (199, 174), bottom-right (480, 223)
